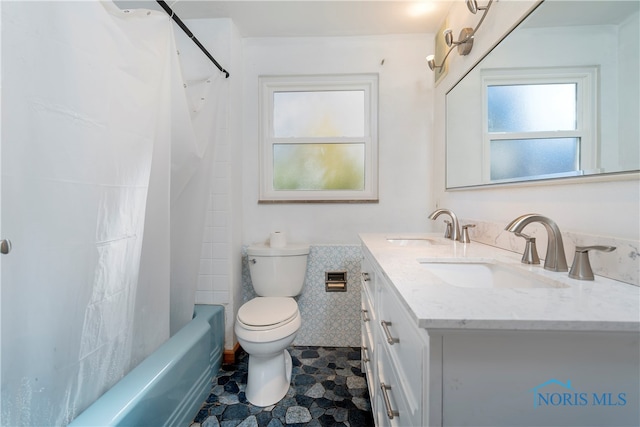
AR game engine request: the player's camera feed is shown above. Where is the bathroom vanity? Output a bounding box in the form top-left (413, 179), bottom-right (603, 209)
top-left (359, 233), bottom-right (640, 427)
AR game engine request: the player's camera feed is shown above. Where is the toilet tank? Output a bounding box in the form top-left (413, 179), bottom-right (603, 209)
top-left (247, 243), bottom-right (310, 297)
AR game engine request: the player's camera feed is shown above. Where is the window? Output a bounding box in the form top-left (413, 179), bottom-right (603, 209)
top-left (481, 67), bottom-right (598, 182)
top-left (259, 75), bottom-right (378, 202)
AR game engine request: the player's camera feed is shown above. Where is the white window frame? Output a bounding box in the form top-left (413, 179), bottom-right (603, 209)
top-left (481, 66), bottom-right (599, 183)
top-left (259, 74), bottom-right (378, 202)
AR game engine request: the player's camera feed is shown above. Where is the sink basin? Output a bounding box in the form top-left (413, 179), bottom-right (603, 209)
top-left (387, 237), bottom-right (445, 247)
top-left (419, 261), bottom-right (569, 289)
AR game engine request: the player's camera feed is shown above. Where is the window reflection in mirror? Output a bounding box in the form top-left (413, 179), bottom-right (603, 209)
top-left (445, 0), bottom-right (639, 189)
top-left (487, 83), bottom-right (577, 133)
top-left (482, 69), bottom-right (595, 182)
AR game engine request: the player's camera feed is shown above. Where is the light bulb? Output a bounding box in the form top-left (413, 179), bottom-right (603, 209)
top-left (426, 55), bottom-right (436, 71)
top-left (466, 0), bottom-right (479, 14)
top-left (444, 29), bottom-right (454, 47)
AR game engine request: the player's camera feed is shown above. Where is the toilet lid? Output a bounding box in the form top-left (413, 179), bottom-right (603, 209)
top-left (237, 297), bottom-right (298, 327)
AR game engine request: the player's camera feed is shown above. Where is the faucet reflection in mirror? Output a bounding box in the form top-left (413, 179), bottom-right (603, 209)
top-left (427, 0), bottom-right (494, 71)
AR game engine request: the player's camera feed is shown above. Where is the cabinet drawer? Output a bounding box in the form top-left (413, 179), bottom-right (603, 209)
top-left (378, 281), bottom-right (426, 416)
top-left (361, 291), bottom-right (376, 408)
top-left (360, 252), bottom-right (377, 304)
top-left (361, 328), bottom-right (373, 380)
top-left (377, 344), bottom-right (421, 427)
top-left (361, 290), bottom-right (375, 352)
top-left (361, 279), bottom-right (376, 325)
top-left (361, 320), bottom-right (375, 404)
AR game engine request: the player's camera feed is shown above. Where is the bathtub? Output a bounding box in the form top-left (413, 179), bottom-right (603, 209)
top-left (69, 304), bottom-right (224, 427)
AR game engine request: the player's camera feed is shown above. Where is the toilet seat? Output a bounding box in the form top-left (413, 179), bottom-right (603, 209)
top-left (237, 297), bottom-right (298, 331)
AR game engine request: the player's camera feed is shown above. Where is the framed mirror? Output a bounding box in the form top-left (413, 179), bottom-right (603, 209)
top-left (446, 0), bottom-right (639, 189)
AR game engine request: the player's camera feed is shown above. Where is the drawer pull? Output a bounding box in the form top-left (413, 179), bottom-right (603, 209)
top-left (362, 345), bottom-right (370, 363)
top-left (381, 320), bottom-right (399, 345)
top-left (380, 383), bottom-right (399, 420)
top-left (362, 272), bottom-right (370, 282)
top-left (361, 309), bottom-right (370, 322)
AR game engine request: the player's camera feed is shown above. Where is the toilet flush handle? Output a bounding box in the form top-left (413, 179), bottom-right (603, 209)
top-left (249, 258), bottom-right (257, 264)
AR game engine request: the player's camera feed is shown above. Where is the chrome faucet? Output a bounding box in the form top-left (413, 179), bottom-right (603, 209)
top-left (505, 214), bottom-right (568, 272)
top-left (429, 209), bottom-right (460, 241)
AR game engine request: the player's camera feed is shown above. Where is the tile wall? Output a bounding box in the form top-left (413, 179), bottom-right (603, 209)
top-left (196, 141), bottom-right (231, 305)
top-left (242, 245), bottom-right (363, 347)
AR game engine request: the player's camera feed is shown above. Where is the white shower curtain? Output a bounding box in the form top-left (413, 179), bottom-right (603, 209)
top-left (168, 34), bottom-right (228, 335)
top-left (0, 2), bottom-right (227, 425)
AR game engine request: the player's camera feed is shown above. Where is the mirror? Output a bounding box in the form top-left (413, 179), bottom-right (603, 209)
top-left (446, 1), bottom-right (639, 189)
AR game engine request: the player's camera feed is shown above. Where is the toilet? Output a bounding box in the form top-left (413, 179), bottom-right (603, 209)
top-left (234, 242), bottom-right (309, 407)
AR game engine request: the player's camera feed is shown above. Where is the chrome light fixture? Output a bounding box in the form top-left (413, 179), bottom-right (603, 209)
top-left (426, 49), bottom-right (453, 71)
top-left (444, 27), bottom-right (474, 55)
top-left (427, 0), bottom-right (494, 72)
top-left (466, 0), bottom-right (490, 14)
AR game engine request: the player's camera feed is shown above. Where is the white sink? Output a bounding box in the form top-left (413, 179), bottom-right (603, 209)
top-left (419, 261), bottom-right (569, 289)
top-left (386, 237), bottom-right (446, 247)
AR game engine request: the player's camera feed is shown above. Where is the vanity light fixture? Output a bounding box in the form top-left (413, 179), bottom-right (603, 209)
top-left (427, 0), bottom-right (494, 71)
top-left (466, 0), bottom-right (490, 14)
top-left (426, 47), bottom-right (456, 71)
top-left (444, 27), bottom-right (475, 55)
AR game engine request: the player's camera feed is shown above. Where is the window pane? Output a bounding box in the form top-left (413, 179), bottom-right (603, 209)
top-left (273, 143), bottom-right (364, 190)
top-left (487, 84), bottom-right (577, 132)
top-left (273, 91), bottom-right (365, 137)
top-left (490, 138), bottom-right (579, 181)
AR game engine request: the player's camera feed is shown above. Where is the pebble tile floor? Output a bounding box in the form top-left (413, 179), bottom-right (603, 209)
top-left (190, 346), bottom-right (374, 427)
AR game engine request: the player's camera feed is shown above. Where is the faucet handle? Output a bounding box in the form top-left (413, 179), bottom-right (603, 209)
top-left (568, 245), bottom-right (616, 281)
top-left (443, 220), bottom-right (452, 239)
top-left (514, 232), bottom-right (540, 265)
top-left (460, 224), bottom-right (476, 243)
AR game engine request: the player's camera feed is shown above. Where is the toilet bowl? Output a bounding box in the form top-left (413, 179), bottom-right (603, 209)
top-left (235, 297), bottom-right (301, 407)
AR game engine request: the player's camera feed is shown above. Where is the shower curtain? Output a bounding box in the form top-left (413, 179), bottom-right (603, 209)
top-left (0, 2), bottom-right (227, 425)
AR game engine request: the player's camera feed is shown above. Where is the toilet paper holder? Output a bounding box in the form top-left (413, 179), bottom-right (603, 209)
top-left (325, 271), bottom-right (347, 292)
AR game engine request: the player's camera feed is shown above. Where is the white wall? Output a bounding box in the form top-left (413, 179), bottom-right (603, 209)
top-left (241, 35), bottom-right (434, 245)
top-left (433, 0), bottom-right (640, 241)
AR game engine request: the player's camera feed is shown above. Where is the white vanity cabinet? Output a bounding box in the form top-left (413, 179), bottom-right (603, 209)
top-left (436, 330), bottom-right (640, 426)
top-left (361, 248), bottom-right (430, 427)
top-left (360, 234), bottom-right (640, 427)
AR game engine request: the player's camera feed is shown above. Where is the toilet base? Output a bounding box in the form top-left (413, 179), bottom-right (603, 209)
top-left (245, 348), bottom-right (293, 407)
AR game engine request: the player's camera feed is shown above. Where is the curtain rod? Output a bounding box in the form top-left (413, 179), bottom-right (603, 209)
top-left (156, 0), bottom-right (230, 78)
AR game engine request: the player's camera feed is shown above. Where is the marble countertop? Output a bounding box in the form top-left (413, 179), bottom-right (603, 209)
top-left (360, 233), bottom-right (640, 333)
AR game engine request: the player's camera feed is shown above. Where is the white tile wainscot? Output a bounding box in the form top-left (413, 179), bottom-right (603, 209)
top-left (360, 233), bottom-right (640, 427)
